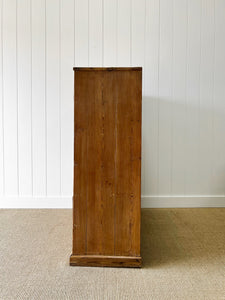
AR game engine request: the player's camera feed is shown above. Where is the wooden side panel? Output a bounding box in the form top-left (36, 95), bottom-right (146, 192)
top-left (115, 70), bottom-right (142, 256)
top-left (72, 68), bottom-right (142, 260)
top-left (85, 71), bottom-right (103, 254)
top-left (101, 72), bottom-right (116, 253)
top-left (86, 71), bottom-right (116, 255)
top-left (73, 71), bottom-right (88, 254)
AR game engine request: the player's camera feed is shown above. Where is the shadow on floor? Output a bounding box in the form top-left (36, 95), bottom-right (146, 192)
top-left (141, 208), bottom-right (225, 268)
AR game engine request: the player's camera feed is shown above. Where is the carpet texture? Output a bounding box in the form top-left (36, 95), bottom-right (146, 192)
top-left (0, 208), bottom-right (224, 300)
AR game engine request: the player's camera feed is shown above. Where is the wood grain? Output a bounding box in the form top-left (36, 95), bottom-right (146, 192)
top-left (72, 71), bottom-right (88, 254)
top-left (114, 70), bottom-right (142, 256)
top-left (70, 255), bottom-right (142, 268)
top-left (71, 67), bottom-right (142, 267)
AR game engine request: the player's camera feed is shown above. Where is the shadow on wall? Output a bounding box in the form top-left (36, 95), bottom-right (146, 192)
top-left (141, 96), bottom-right (225, 196)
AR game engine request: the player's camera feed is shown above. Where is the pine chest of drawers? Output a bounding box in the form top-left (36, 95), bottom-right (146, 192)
top-left (70, 67), bottom-right (142, 267)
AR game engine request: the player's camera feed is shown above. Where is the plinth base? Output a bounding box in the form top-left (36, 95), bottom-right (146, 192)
top-left (70, 255), bottom-right (142, 268)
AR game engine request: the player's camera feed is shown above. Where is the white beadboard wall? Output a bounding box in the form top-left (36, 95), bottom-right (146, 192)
top-left (0, 0), bottom-right (225, 208)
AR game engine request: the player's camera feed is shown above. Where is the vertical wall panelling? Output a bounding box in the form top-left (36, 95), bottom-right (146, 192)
top-left (143, 0), bottom-right (160, 196)
top-left (17, 0), bottom-right (32, 195)
top-left (131, 0), bottom-right (145, 192)
top-left (103, 0), bottom-right (117, 66)
top-left (31, 0), bottom-right (46, 196)
top-left (2, 0), bottom-right (18, 195)
top-left (185, 0), bottom-right (202, 195)
top-left (199, 0), bottom-right (214, 195)
top-left (61, 0), bottom-right (74, 196)
top-left (131, 0), bottom-right (145, 68)
top-left (171, 0), bottom-right (187, 195)
top-left (46, 0), bottom-right (61, 195)
top-left (158, 0), bottom-right (173, 195)
top-left (213, 0), bottom-right (225, 195)
top-left (117, 0), bottom-right (131, 66)
top-left (0, 0), bottom-right (4, 195)
top-left (1, 0), bottom-right (225, 207)
top-left (74, 0), bottom-right (89, 67)
top-left (89, 0), bottom-right (103, 66)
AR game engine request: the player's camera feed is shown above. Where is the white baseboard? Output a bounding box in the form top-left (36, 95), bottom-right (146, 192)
top-left (141, 196), bottom-right (225, 208)
top-left (0, 195), bottom-right (225, 209)
top-left (0, 196), bottom-right (72, 208)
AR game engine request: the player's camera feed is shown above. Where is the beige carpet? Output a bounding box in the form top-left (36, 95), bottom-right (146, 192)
top-left (0, 208), bottom-right (224, 300)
